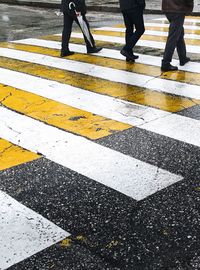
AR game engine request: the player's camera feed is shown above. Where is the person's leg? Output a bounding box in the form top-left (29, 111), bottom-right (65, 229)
top-left (75, 15), bottom-right (102, 53)
top-left (61, 12), bottom-right (74, 56)
top-left (162, 13), bottom-right (184, 69)
top-left (176, 15), bottom-right (190, 65)
top-left (177, 23), bottom-right (186, 59)
top-left (122, 11), bottom-right (134, 55)
top-left (121, 8), bottom-right (144, 61)
top-left (126, 7), bottom-right (145, 50)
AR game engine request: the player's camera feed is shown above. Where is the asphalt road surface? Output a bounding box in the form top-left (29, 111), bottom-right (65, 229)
top-left (0, 4), bottom-right (200, 270)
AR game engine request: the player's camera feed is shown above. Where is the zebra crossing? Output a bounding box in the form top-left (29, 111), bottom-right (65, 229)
top-left (1, 16), bottom-right (200, 269)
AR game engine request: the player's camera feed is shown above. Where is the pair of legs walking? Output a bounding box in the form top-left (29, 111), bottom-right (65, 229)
top-left (61, 12), bottom-right (102, 57)
top-left (121, 7), bottom-right (145, 62)
top-left (161, 13), bottom-right (190, 71)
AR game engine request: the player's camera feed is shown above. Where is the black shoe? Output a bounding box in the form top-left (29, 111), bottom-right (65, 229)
top-left (126, 54), bottom-right (139, 62)
top-left (126, 58), bottom-right (135, 62)
top-left (132, 53), bottom-right (139, 59)
top-left (180, 57), bottom-right (190, 66)
top-left (161, 64), bottom-right (178, 72)
top-left (120, 49), bottom-right (135, 62)
top-left (60, 51), bottom-right (74, 57)
top-left (87, 47), bottom-right (102, 53)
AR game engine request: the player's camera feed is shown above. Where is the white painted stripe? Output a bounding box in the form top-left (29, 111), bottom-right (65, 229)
top-left (145, 22), bottom-right (200, 30)
top-left (69, 32), bottom-right (200, 54)
top-left (1, 48), bottom-right (200, 100)
top-left (0, 190), bottom-right (69, 270)
top-left (0, 66), bottom-right (169, 126)
top-left (154, 17), bottom-right (200, 24)
top-left (12, 38), bottom-right (200, 74)
top-left (13, 38), bottom-right (84, 52)
top-left (0, 106), bottom-right (182, 201)
top-left (95, 26), bottom-right (200, 40)
top-left (140, 113), bottom-right (200, 148)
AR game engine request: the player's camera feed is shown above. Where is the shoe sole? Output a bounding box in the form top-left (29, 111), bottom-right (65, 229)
top-left (161, 68), bottom-right (178, 72)
top-left (121, 50), bottom-right (136, 62)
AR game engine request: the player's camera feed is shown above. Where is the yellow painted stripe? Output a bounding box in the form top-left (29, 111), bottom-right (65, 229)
top-left (187, 16), bottom-right (200, 20)
top-left (115, 23), bottom-right (200, 35)
top-left (40, 35), bottom-right (118, 48)
top-left (0, 83), bottom-right (130, 140)
top-left (0, 44), bottom-right (199, 112)
top-left (2, 41), bottom-right (200, 87)
top-left (145, 26), bottom-right (200, 35)
top-left (163, 22), bottom-right (200, 26)
top-left (0, 138), bottom-right (39, 171)
top-left (152, 20), bottom-right (200, 26)
top-left (91, 29), bottom-right (200, 46)
top-left (0, 48), bottom-right (198, 114)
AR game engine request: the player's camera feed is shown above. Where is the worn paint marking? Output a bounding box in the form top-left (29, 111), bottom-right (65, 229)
top-left (0, 69), bottom-right (171, 127)
top-left (0, 84), bottom-right (130, 140)
top-left (7, 38), bottom-right (200, 75)
top-left (0, 138), bottom-right (39, 171)
top-left (0, 49), bottom-right (198, 113)
top-left (95, 27), bottom-right (200, 41)
top-left (92, 29), bottom-right (200, 46)
top-left (69, 32), bottom-right (200, 54)
top-left (0, 106), bottom-right (183, 201)
top-left (0, 191), bottom-right (69, 270)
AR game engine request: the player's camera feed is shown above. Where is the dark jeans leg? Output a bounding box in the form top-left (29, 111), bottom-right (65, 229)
top-left (162, 13), bottom-right (185, 65)
top-left (122, 8), bottom-right (145, 52)
top-left (61, 12), bottom-right (73, 52)
top-left (75, 15), bottom-right (95, 50)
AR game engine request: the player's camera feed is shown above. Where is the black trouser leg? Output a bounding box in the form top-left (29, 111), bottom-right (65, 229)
top-left (61, 12), bottom-right (73, 52)
top-left (123, 17), bottom-right (134, 52)
top-left (75, 14), bottom-right (95, 50)
top-left (176, 25), bottom-right (186, 60)
top-left (162, 13), bottom-right (185, 65)
top-left (122, 8), bottom-right (145, 52)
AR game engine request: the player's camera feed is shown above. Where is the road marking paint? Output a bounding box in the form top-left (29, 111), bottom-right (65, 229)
top-left (68, 32), bottom-right (200, 54)
top-left (110, 23), bottom-right (200, 35)
top-left (4, 42), bottom-right (200, 88)
top-left (10, 38), bottom-right (200, 75)
top-left (0, 138), bottom-right (39, 171)
top-left (0, 106), bottom-right (183, 201)
top-left (0, 48), bottom-right (200, 101)
top-left (0, 56), bottom-right (195, 114)
top-left (140, 112), bottom-right (200, 148)
top-left (0, 69), bottom-right (170, 127)
top-left (92, 29), bottom-right (200, 46)
top-left (0, 63), bottom-right (199, 149)
top-left (115, 22), bottom-right (200, 31)
top-left (0, 190), bottom-right (69, 270)
top-left (95, 27), bottom-right (200, 40)
top-left (154, 17), bottom-right (200, 24)
top-left (0, 83), bottom-right (130, 140)
top-left (145, 22), bottom-right (200, 30)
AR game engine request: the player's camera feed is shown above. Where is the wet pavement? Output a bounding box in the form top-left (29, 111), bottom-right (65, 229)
top-left (0, 3), bottom-right (200, 270)
top-left (1, 0), bottom-right (200, 13)
top-left (0, 4), bottom-right (125, 42)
